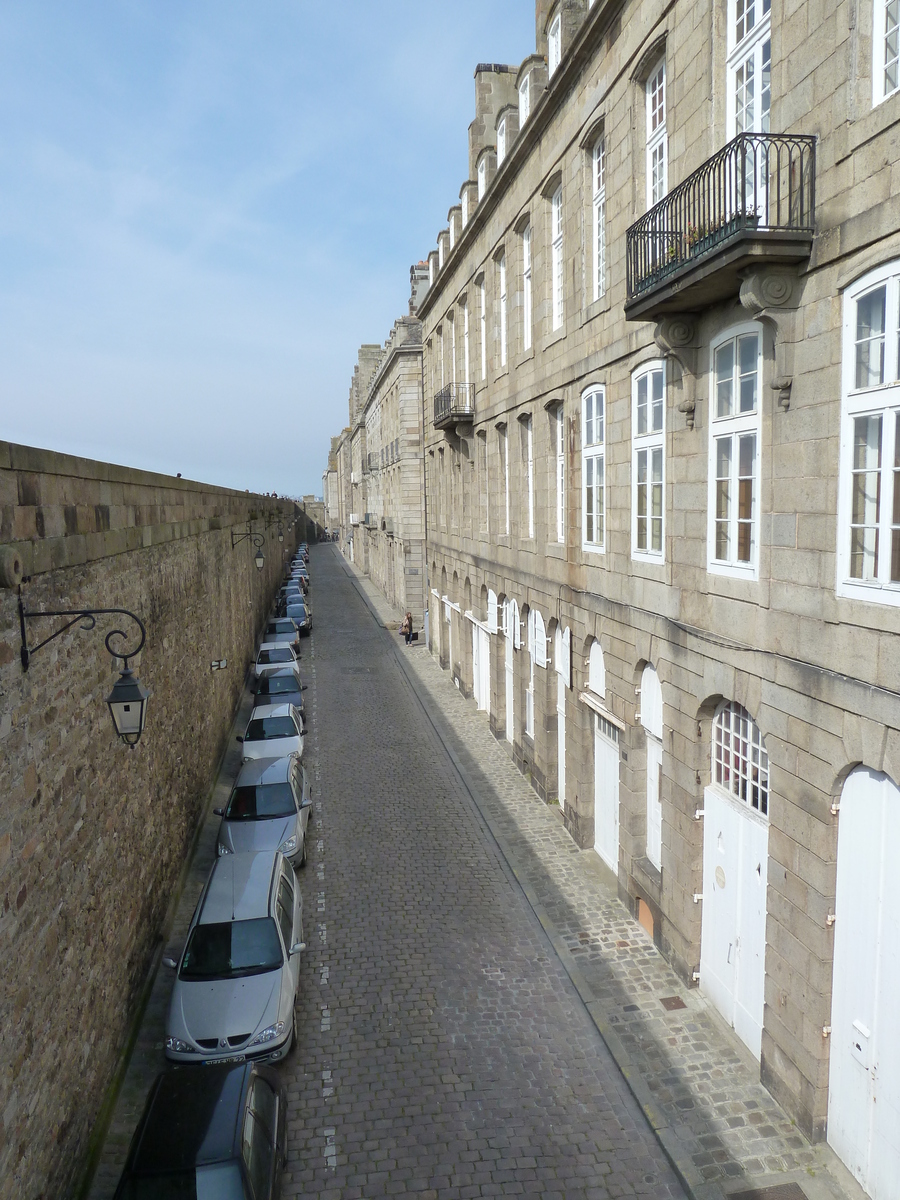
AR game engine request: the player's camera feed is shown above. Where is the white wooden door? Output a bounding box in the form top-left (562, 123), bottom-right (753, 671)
top-left (505, 624), bottom-right (514, 742)
top-left (471, 624), bottom-right (490, 714)
top-left (828, 767), bottom-right (900, 1200)
top-left (593, 715), bottom-right (619, 872)
top-left (646, 734), bottom-right (662, 870)
top-left (557, 673), bottom-right (566, 811)
top-left (471, 622), bottom-right (482, 709)
top-left (699, 786), bottom-right (768, 1059)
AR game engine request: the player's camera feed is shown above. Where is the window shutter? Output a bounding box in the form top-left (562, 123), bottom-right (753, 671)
top-left (487, 590), bottom-right (499, 633)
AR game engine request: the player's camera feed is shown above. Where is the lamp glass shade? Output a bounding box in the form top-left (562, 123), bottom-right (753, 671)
top-left (254, 549), bottom-right (265, 571)
top-left (106, 667), bottom-right (149, 746)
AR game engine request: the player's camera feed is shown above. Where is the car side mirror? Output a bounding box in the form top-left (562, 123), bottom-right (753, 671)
top-left (162, 956), bottom-right (178, 969)
top-left (236, 736), bottom-right (244, 743)
top-left (301, 797), bottom-right (311, 808)
top-left (290, 942), bottom-right (307, 955)
top-left (213, 807), bottom-right (224, 816)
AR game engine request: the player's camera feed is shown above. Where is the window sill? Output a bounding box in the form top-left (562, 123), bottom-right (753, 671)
top-left (516, 346), bottom-right (535, 368)
top-left (707, 561), bottom-right (758, 582)
top-left (582, 294), bottom-right (611, 325)
top-left (542, 325), bottom-right (567, 351)
top-left (835, 91), bottom-right (900, 165)
top-left (545, 542), bottom-right (567, 559)
top-left (836, 578), bottom-right (900, 608)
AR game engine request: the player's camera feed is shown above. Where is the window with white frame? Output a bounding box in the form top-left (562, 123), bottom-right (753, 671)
top-left (712, 700), bottom-right (769, 816)
top-left (437, 325), bottom-right (444, 390)
top-left (497, 117), bottom-right (507, 166)
top-left (449, 219), bottom-right (456, 251)
top-left (477, 430), bottom-right (488, 533)
top-left (498, 252), bottom-right (508, 368)
top-left (462, 190), bottom-right (469, 228)
top-left (632, 362), bottom-right (665, 560)
top-left (525, 608), bottom-right (546, 739)
top-left (478, 277), bottom-right (487, 380)
top-left (522, 224), bottom-right (533, 351)
top-left (519, 74), bottom-right (531, 124)
top-left (438, 239), bottom-right (445, 270)
top-left (499, 424), bottom-right (510, 535)
top-left (727, 0), bottom-right (771, 139)
top-left (477, 157), bottom-right (487, 200)
top-left (592, 134), bottom-right (606, 302)
top-left (838, 263), bottom-right (900, 602)
top-left (708, 325), bottom-right (762, 576)
top-left (548, 12), bottom-right (562, 76)
top-left (522, 414), bottom-right (534, 538)
top-left (449, 313), bottom-right (456, 383)
top-left (875, 0), bottom-right (900, 104)
top-left (553, 405), bottom-right (565, 542)
top-left (551, 186), bottom-right (564, 330)
top-left (646, 58), bottom-right (667, 208)
top-left (582, 385), bottom-right (605, 551)
top-left (462, 299), bottom-right (470, 386)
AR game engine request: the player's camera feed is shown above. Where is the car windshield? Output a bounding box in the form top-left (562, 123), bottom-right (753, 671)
top-left (180, 918), bottom-right (283, 980)
top-left (258, 648), bottom-right (292, 665)
top-left (246, 717), bottom-right (297, 741)
top-left (257, 676), bottom-right (299, 696)
top-left (266, 622), bottom-right (294, 635)
top-left (225, 783), bottom-right (296, 820)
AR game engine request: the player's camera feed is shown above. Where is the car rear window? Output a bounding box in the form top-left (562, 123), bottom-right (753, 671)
top-left (258, 648), bottom-right (292, 664)
top-left (246, 716), bottom-right (297, 741)
top-left (225, 783), bottom-right (296, 820)
top-left (256, 675), bottom-right (299, 696)
top-left (180, 918), bottom-right (283, 980)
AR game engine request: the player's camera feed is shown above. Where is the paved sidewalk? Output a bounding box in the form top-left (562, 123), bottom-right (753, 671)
top-left (337, 551), bottom-right (866, 1200)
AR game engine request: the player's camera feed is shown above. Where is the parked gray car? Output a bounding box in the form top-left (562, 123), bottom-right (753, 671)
top-left (164, 850), bottom-right (304, 1065)
top-left (253, 666), bottom-right (306, 717)
top-left (216, 756), bottom-right (312, 867)
top-left (239, 703), bottom-right (304, 763)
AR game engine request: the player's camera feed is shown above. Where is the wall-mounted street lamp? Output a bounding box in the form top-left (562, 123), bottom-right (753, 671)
top-left (17, 592), bottom-right (150, 747)
top-left (231, 524), bottom-right (265, 571)
top-left (277, 523), bottom-right (284, 543)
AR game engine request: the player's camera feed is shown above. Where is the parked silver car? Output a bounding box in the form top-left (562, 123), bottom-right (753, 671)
top-left (239, 703), bottom-right (304, 763)
top-left (216, 756), bottom-right (312, 867)
top-left (164, 850), bottom-right (304, 1065)
top-left (253, 643), bottom-right (299, 679)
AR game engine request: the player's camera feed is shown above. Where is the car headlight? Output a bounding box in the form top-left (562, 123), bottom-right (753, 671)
top-left (166, 1036), bottom-right (194, 1054)
top-left (278, 835), bottom-right (298, 855)
top-left (216, 843), bottom-right (232, 857)
top-left (248, 1021), bottom-right (285, 1047)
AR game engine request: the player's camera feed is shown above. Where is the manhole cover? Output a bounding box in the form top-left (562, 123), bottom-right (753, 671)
top-left (660, 995), bottom-right (687, 1011)
top-left (729, 1185), bottom-right (807, 1200)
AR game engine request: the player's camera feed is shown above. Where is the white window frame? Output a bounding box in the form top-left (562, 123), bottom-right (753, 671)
top-left (639, 664), bottom-right (664, 871)
top-left (837, 262), bottom-right (900, 604)
top-left (461, 190), bottom-right (469, 228)
top-left (478, 278), bottom-right (487, 381)
top-left (519, 74), bottom-right (531, 125)
top-left (498, 253), bottom-right (508, 368)
top-left (438, 238), bottom-right (445, 270)
top-left (712, 700), bottom-right (769, 817)
top-left (523, 414), bottom-right (534, 538)
top-left (726, 0), bottom-right (771, 142)
top-left (548, 11), bottom-right (562, 76)
top-left (875, 0), bottom-right (900, 104)
top-left (582, 385), bottom-right (605, 553)
top-left (478, 431), bottom-right (488, 534)
top-left (707, 323), bottom-right (763, 579)
top-left (553, 405), bottom-right (565, 543)
top-left (477, 157), bottom-right (487, 200)
top-left (632, 361), bottom-right (666, 562)
top-left (449, 312), bottom-right (456, 384)
top-left (522, 224), bottom-right (532, 351)
top-left (499, 424), bottom-right (510, 536)
top-left (497, 117), bottom-right (507, 166)
top-left (462, 299), bottom-right (470, 386)
top-left (551, 186), bottom-right (564, 331)
top-left (592, 134), bottom-right (606, 302)
top-left (646, 58), bottom-right (667, 208)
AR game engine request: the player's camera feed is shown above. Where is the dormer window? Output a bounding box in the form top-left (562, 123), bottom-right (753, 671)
top-left (548, 13), bottom-right (562, 76)
top-left (462, 190), bottom-right (469, 228)
top-left (519, 74), bottom-right (531, 124)
top-left (478, 157), bottom-right (487, 200)
top-left (497, 117), bottom-right (507, 166)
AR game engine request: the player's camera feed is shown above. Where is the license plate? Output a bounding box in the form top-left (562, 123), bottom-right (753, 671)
top-left (203, 1054), bottom-right (245, 1065)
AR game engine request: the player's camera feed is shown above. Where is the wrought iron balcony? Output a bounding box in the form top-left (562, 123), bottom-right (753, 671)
top-left (625, 133), bottom-right (816, 320)
top-left (434, 382), bottom-right (475, 430)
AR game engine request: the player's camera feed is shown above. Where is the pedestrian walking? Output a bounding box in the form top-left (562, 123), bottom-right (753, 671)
top-left (403, 611), bottom-right (414, 645)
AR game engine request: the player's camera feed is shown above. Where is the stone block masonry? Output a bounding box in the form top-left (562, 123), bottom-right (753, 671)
top-left (0, 441), bottom-right (296, 1200)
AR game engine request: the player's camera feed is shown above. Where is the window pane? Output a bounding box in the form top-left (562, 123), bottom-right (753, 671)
top-left (760, 39), bottom-right (771, 133)
top-left (715, 438), bottom-right (732, 559)
top-left (636, 375), bottom-right (648, 435)
top-left (738, 334), bottom-right (759, 412)
top-left (715, 341), bottom-right (735, 417)
top-left (850, 414), bottom-right (882, 579)
top-left (585, 395), bottom-right (594, 446)
top-left (856, 287), bottom-right (887, 388)
top-left (651, 368), bottom-right (664, 431)
top-left (636, 448), bottom-right (648, 549)
top-left (893, 411), bottom-right (900, 581)
top-left (651, 446), bottom-right (663, 551)
top-left (886, 0), bottom-right (900, 94)
top-left (737, 433), bottom-right (756, 562)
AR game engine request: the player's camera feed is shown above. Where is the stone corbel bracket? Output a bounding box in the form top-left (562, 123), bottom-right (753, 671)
top-left (654, 315), bottom-right (699, 429)
top-left (454, 423), bottom-right (474, 460)
top-left (739, 267), bottom-right (801, 411)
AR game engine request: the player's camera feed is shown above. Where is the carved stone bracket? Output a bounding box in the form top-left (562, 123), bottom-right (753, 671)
top-left (654, 315), bottom-right (698, 428)
top-left (739, 268), bottom-right (800, 411)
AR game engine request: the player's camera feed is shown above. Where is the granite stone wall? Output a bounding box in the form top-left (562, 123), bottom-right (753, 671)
top-left (0, 441), bottom-right (297, 1199)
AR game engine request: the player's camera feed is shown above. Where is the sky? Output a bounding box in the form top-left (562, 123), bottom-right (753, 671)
top-left (0, 1), bottom-right (535, 497)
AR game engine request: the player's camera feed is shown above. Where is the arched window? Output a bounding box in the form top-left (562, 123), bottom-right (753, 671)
top-left (587, 640), bottom-right (605, 696)
top-left (712, 700), bottom-right (769, 815)
top-left (487, 589), bottom-right (499, 633)
top-left (554, 625), bottom-right (571, 686)
top-left (528, 608), bottom-right (547, 667)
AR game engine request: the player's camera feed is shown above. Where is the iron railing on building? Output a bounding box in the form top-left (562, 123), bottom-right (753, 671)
top-left (626, 133), bottom-right (816, 300)
top-left (434, 382), bottom-right (475, 428)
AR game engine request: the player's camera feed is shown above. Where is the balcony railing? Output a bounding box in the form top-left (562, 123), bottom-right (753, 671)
top-left (434, 382), bottom-right (475, 429)
top-left (626, 133), bottom-right (816, 308)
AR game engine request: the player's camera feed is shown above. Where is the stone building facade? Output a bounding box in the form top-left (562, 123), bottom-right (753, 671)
top-left (0, 442), bottom-right (293, 1199)
top-left (416, 1), bottom-right (900, 1195)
